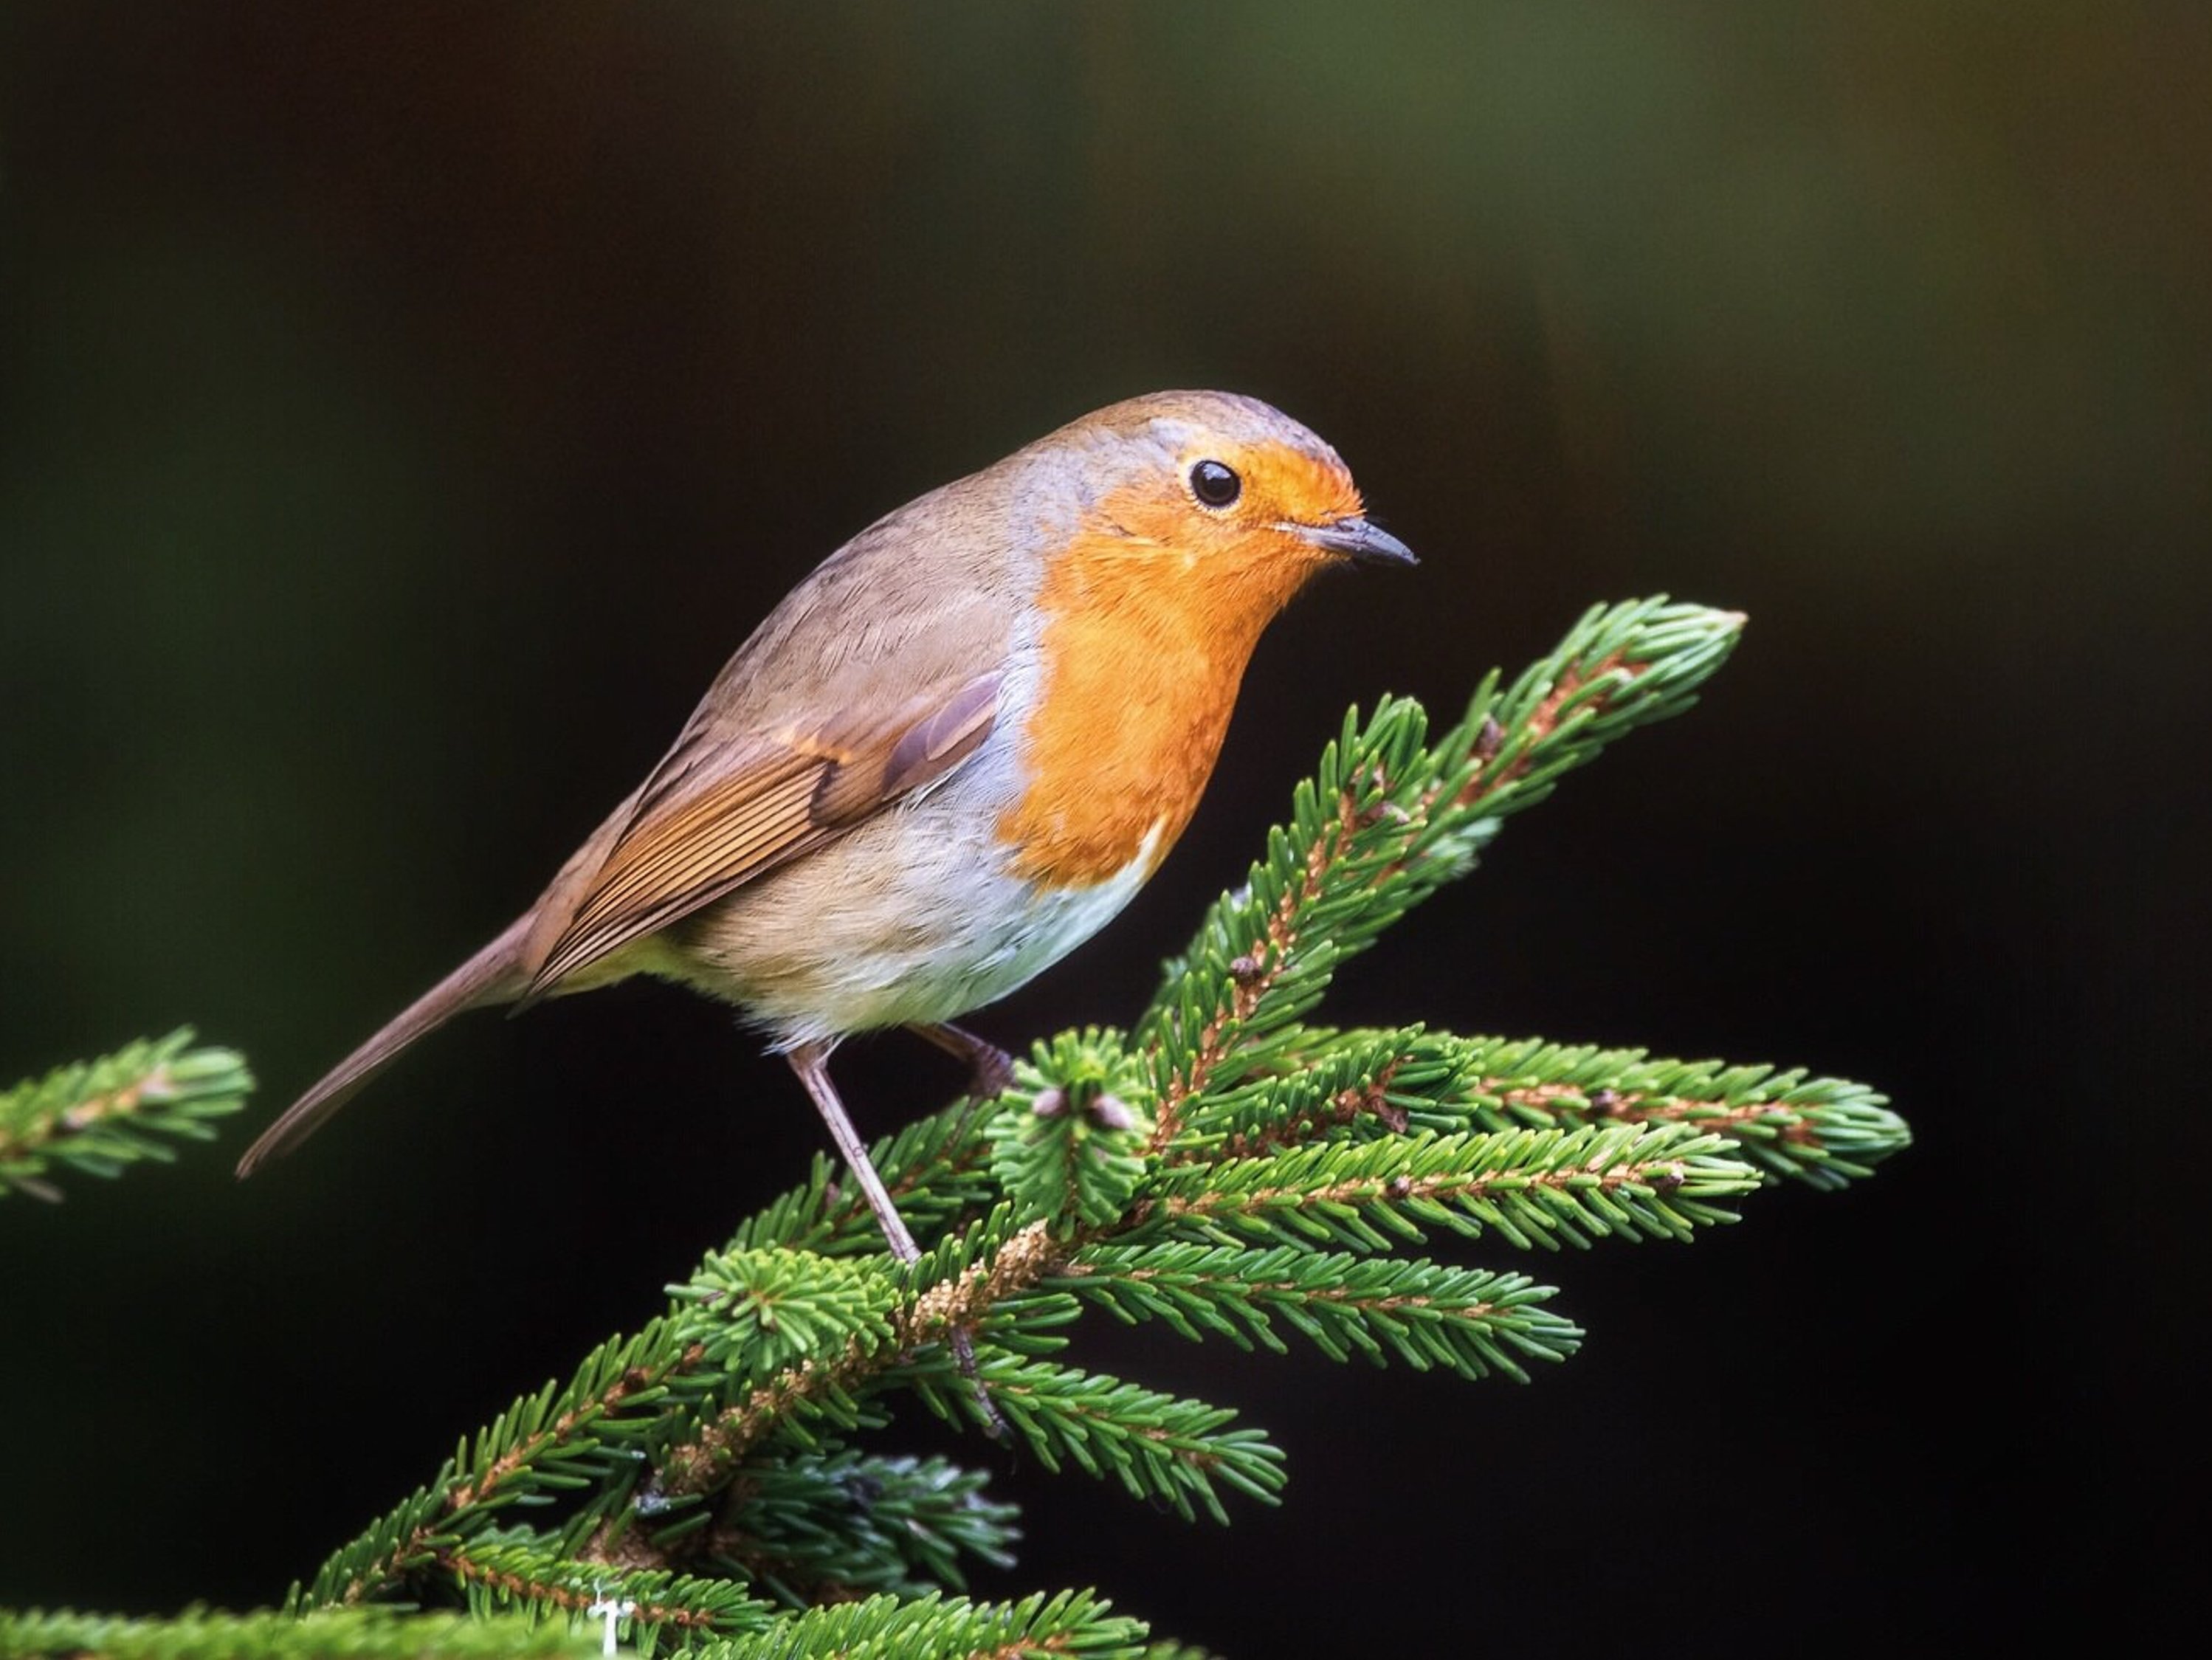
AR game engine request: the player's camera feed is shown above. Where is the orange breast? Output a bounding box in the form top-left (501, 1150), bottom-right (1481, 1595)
top-left (999, 497), bottom-right (1324, 887)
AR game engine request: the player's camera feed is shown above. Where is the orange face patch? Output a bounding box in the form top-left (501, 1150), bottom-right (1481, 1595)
top-left (997, 438), bottom-right (1361, 887)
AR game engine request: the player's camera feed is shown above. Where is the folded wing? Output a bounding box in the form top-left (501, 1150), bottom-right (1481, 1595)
top-left (522, 669), bottom-right (1002, 997)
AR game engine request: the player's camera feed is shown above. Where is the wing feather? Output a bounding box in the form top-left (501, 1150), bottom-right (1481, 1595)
top-left (523, 670), bottom-right (1002, 997)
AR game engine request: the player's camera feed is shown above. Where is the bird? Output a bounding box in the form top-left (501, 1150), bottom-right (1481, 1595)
top-left (235, 389), bottom-right (1416, 1267)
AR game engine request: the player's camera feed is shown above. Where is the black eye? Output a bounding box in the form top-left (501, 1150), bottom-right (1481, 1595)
top-left (1189, 458), bottom-right (1241, 509)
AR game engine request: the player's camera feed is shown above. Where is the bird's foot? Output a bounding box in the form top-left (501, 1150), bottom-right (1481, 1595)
top-left (948, 1327), bottom-right (1009, 1440)
top-left (908, 1021), bottom-right (1016, 1099)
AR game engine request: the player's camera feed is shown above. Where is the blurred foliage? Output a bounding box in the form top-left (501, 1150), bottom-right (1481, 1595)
top-left (0, 1028), bottom-right (250, 1200)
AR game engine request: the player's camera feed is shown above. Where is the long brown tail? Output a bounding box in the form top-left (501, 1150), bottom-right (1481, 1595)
top-left (235, 914), bottom-right (535, 1177)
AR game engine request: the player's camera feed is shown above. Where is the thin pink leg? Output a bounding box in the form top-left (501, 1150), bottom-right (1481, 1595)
top-left (785, 1039), bottom-right (1004, 1436)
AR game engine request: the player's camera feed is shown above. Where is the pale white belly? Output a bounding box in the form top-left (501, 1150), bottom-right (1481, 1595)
top-left (644, 748), bottom-right (1158, 1048)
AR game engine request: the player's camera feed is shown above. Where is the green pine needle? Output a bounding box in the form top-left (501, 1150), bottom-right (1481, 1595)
top-left (0, 1606), bottom-right (593, 1659)
top-left (929, 1357), bottom-right (1286, 1524)
top-left (680, 1588), bottom-right (1148, 1660)
top-left (722, 1106), bottom-right (999, 1259)
top-left (1153, 1123), bottom-right (1763, 1253)
top-left (671, 1248), bottom-right (900, 1380)
top-left (1053, 1244), bottom-right (1580, 1381)
top-left (1438, 1034), bottom-right (1911, 1188)
top-left (1241, 1027), bottom-right (1911, 1191)
top-left (692, 1447), bottom-right (1020, 1604)
top-left (449, 1535), bottom-right (774, 1656)
top-left (0, 1027), bottom-right (251, 1199)
top-left (988, 1030), bottom-right (1156, 1233)
top-left (1168, 1027), bottom-right (1474, 1159)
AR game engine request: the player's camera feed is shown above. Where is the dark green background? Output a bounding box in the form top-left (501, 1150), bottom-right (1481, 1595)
top-left (3, 5), bottom-right (2202, 1651)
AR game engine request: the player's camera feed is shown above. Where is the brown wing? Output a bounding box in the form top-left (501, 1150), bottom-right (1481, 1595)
top-left (521, 669), bottom-right (1001, 999)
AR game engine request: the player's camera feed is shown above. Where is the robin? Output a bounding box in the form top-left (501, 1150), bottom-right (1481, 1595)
top-left (235, 389), bottom-right (1416, 1265)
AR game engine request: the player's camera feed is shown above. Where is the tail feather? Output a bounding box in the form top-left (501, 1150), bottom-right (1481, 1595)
top-left (235, 914), bottom-right (534, 1177)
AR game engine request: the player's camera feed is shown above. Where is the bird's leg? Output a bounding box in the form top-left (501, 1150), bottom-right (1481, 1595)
top-left (907, 1021), bottom-right (1014, 1149)
top-left (785, 1039), bottom-right (1004, 1438)
top-left (788, 1038), bottom-right (920, 1260)
top-left (906, 1021), bottom-right (1016, 1100)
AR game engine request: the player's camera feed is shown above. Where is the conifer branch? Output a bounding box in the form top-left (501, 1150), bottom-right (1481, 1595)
top-left (290, 600), bottom-right (1797, 1644)
top-left (1053, 1245), bottom-right (1579, 1381)
top-left (1151, 1123), bottom-right (1760, 1253)
top-left (0, 1606), bottom-right (593, 1659)
top-left (673, 1250), bottom-right (901, 1379)
top-left (650, 1330), bottom-right (883, 1501)
top-left (653, 1217), bottom-right (1064, 1502)
top-left (0, 1028), bottom-right (251, 1199)
top-left (938, 1357), bottom-right (1284, 1524)
top-left (677, 1588), bottom-right (1146, 1660)
top-left (1138, 599), bottom-right (1746, 1145)
top-left (6, 599), bottom-right (1906, 1659)
top-left (988, 1031), bottom-right (1155, 1233)
top-left (1166, 1027), bottom-right (1468, 1162)
top-left (447, 1536), bottom-right (773, 1653)
top-left (1244, 1029), bottom-right (1911, 1190)
top-left (688, 1450), bottom-right (1019, 1602)
top-left (1446, 1036), bottom-right (1909, 1189)
top-left (303, 1321), bottom-right (723, 1607)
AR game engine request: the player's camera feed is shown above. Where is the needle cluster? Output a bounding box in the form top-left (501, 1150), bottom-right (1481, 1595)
top-left (0, 1027), bottom-right (251, 1201)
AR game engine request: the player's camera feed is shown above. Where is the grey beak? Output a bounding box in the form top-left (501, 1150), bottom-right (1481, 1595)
top-left (1292, 514), bottom-right (1419, 568)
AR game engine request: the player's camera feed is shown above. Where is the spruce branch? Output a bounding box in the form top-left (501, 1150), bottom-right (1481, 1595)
top-left (21, 598), bottom-right (1907, 1657)
top-left (1138, 599), bottom-right (1745, 1143)
top-left (0, 1028), bottom-right (251, 1199)
top-left (693, 1449), bottom-right (1019, 1603)
top-left (988, 1030), bottom-right (1155, 1234)
top-left (724, 1106), bottom-right (999, 1259)
top-left (678, 1588), bottom-right (1147, 1660)
top-left (1166, 1027), bottom-right (1472, 1162)
top-left (0, 1606), bottom-right (593, 1659)
top-left (302, 1318), bottom-right (726, 1607)
top-left (924, 1356), bottom-right (1284, 1524)
top-left (312, 1234), bottom-right (979, 1605)
top-left (653, 1215), bottom-right (1061, 1505)
top-left (1052, 1245), bottom-right (1579, 1382)
top-left (672, 1248), bottom-right (901, 1380)
top-left (1151, 1123), bottom-right (1762, 1253)
top-left (293, 599), bottom-right (1819, 1644)
top-left (1441, 1035), bottom-right (1909, 1189)
top-left (1238, 1028), bottom-right (1912, 1191)
top-left (447, 1535), bottom-right (773, 1655)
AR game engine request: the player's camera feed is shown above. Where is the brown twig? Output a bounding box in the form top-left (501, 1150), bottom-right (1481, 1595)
top-left (657, 1224), bottom-right (1069, 1498)
top-left (439, 1543), bottom-right (728, 1635)
top-left (1209, 1058), bottom-right (1409, 1163)
top-left (1160, 1150), bottom-right (1697, 1227)
top-left (1151, 783), bottom-right (1366, 1148)
top-left (1453, 652), bottom-right (1641, 812)
top-left (1485, 1081), bottom-right (1825, 1149)
top-left (338, 1343), bottom-right (709, 1605)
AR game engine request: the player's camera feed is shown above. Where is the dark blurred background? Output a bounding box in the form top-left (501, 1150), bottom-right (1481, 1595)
top-left (2, 4), bottom-right (2203, 1652)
